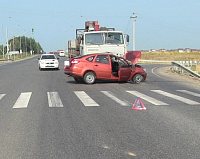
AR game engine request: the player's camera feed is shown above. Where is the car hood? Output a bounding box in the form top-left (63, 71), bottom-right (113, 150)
top-left (123, 51), bottom-right (141, 65)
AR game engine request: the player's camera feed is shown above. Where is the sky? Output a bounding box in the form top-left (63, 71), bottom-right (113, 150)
top-left (0, 0), bottom-right (200, 52)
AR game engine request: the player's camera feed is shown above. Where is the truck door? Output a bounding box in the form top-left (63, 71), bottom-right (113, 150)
top-left (93, 55), bottom-right (112, 79)
top-left (118, 58), bottom-right (132, 81)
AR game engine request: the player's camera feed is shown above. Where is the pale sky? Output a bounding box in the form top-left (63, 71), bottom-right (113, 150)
top-left (1, 0), bottom-right (199, 52)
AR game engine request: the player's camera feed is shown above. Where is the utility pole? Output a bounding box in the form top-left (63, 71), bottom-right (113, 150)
top-left (6, 28), bottom-right (9, 59)
top-left (130, 13), bottom-right (137, 51)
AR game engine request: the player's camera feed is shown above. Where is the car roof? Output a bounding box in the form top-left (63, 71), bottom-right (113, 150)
top-left (82, 53), bottom-right (116, 57)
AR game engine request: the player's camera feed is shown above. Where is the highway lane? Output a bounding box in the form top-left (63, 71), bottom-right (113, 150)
top-left (0, 56), bottom-right (199, 158)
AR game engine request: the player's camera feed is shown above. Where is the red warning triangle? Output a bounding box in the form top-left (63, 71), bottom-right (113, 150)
top-left (132, 97), bottom-right (146, 110)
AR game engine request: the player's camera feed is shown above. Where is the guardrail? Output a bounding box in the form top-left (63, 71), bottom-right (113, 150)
top-left (171, 62), bottom-right (200, 78)
top-left (138, 59), bottom-right (200, 79)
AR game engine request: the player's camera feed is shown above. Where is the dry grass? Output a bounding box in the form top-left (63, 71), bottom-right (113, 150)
top-left (141, 52), bottom-right (200, 61)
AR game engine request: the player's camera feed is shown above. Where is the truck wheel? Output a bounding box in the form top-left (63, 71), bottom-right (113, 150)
top-left (132, 74), bottom-right (143, 84)
top-left (83, 72), bottom-right (95, 84)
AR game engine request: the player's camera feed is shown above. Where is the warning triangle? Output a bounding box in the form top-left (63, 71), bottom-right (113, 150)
top-left (132, 97), bottom-right (146, 110)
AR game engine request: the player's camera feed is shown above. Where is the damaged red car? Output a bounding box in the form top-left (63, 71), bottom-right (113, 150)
top-left (64, 53), bottom-right (147, 84)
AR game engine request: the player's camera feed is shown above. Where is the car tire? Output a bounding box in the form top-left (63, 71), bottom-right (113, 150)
top-left (83, 72), bottom-right (96, 84)
top-left (39, 66), bottom-right (43, 71)
top-left (132, 74), bottom-right (143, 84)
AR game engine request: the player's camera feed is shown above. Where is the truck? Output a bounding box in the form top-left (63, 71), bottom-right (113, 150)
top-left (68, 21), bottom-right (130, 58)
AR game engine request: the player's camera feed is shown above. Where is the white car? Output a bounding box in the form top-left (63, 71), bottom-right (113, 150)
top-left (58, 51), bottom-right (65, 57)
top-left (38, 54), bottom-right (59, 70)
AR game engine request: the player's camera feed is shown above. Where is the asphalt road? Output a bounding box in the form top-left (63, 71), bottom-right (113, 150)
top-left (0, 55), bottom-right (199, 159)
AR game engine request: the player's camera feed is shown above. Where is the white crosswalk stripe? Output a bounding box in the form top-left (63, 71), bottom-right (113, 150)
top-left (13, 92), bottom-right (32, 108)
top-left (101, 91), bottom-right (129, 106)
top-left (0, 94), bottom-right (6, 100)
top-left (126, 90), bottom-right (168, 105)
top-left (47, 92), bottom-right (64, 107)
top-left (74, 91), bottom-right (99, 106)
top-left (0, 89), bottom-right (198, 109)
top-left (176, 90), bottom-right (200, 97)
top-left (152, 90), bottom-right (200, 105)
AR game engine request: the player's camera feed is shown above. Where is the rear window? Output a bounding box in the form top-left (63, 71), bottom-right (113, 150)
top-left (86, 56), bottom-right (95, 62)
top-left (41, 55), bottom-right (56, 59)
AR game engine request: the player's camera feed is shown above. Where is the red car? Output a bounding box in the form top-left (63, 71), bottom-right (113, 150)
top-left (64, 53), bottom-right (147, 84)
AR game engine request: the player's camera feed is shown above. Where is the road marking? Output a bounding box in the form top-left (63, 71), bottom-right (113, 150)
top-left (152, 67), bottom-right (169, 80)
top-left (152, 90), bottom-right (200, 105)
top-left (126, 91), bottom-right (168, 105)
top-left (13, 92), bottom-right (32, 108)
top-left (74, 91), bottom-right (99, 106)
top-left (101, 91), bottom-right (129, 106)
top-left (0, 94), bottom-right (6, 100)
top-left (176, 90), bottom-right (200, 97)
top-left (47, 92), bottom-right (64, 107)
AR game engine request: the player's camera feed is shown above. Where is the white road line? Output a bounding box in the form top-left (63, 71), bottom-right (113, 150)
top-left (152, 90), bottom-right (200, 105)
top-left (176, 90), bottom-right (200, 97)
top-left (126, 91), bottom-right (168, 105)
top-left (13, 92), bottom-right (32, 108)
top-left (47, 92), bottom-right (64, 107)
top-left (74, 91), bottom-right (99, 106)
top-left (101, 91), bottom-right (129, 106)
top-left (0, 94), bottom-right (6, 100)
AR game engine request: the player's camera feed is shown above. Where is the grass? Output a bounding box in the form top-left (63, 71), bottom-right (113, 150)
top-left (141, 52), bottom-right (200, 61)
top-left (0, 53), bottom-right (35, 61)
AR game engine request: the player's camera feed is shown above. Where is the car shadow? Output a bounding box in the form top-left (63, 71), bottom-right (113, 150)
top-left (40, 68), bottom-right (60, 71)
top-left (66, 79), bottom-right (136, 85)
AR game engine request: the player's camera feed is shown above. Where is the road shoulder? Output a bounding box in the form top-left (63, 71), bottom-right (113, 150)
top-left (157, 66), bottom-right (200, 89)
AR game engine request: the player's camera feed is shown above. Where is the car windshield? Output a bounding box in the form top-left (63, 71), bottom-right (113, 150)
top-left (41, 55), bottom-right (56, 59)
top-left (118, 58), bottom-right (129, 67)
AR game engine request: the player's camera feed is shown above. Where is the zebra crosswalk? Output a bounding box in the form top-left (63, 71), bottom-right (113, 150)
top-left (0, 90), bottom-right (199, 109)
top-left (47, 92), bottom-right (64, 107)
top-left (13, 92), bottom-right (32, 108)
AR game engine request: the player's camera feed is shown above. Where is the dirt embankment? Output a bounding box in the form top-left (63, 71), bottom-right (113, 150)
top-left (157, 66), bottom-right (200, 89)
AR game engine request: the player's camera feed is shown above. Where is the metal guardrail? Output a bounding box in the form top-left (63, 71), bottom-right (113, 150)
top-left (171, 61), bottom-right (200, 78)
top-left (138, 59), bottom-right (200, 79)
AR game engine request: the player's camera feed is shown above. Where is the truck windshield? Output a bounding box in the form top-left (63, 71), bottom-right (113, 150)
top-left (105, 33), bottom-right (124, 44)
top-left (85, 32), bottom-right (124, 45)
top-left (85, 33), bottom-right (104, 45)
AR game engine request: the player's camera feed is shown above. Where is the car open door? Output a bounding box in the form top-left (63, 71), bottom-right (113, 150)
top-left (118, 58), bottom-right (132, 81)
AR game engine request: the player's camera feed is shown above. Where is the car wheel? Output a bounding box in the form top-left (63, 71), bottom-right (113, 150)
top-left (39, 66), bottom-right (42, 71)
top-left (132, 74), bottom-right (143, 84)
top-left (83, 72), bottom-right (95, 84)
